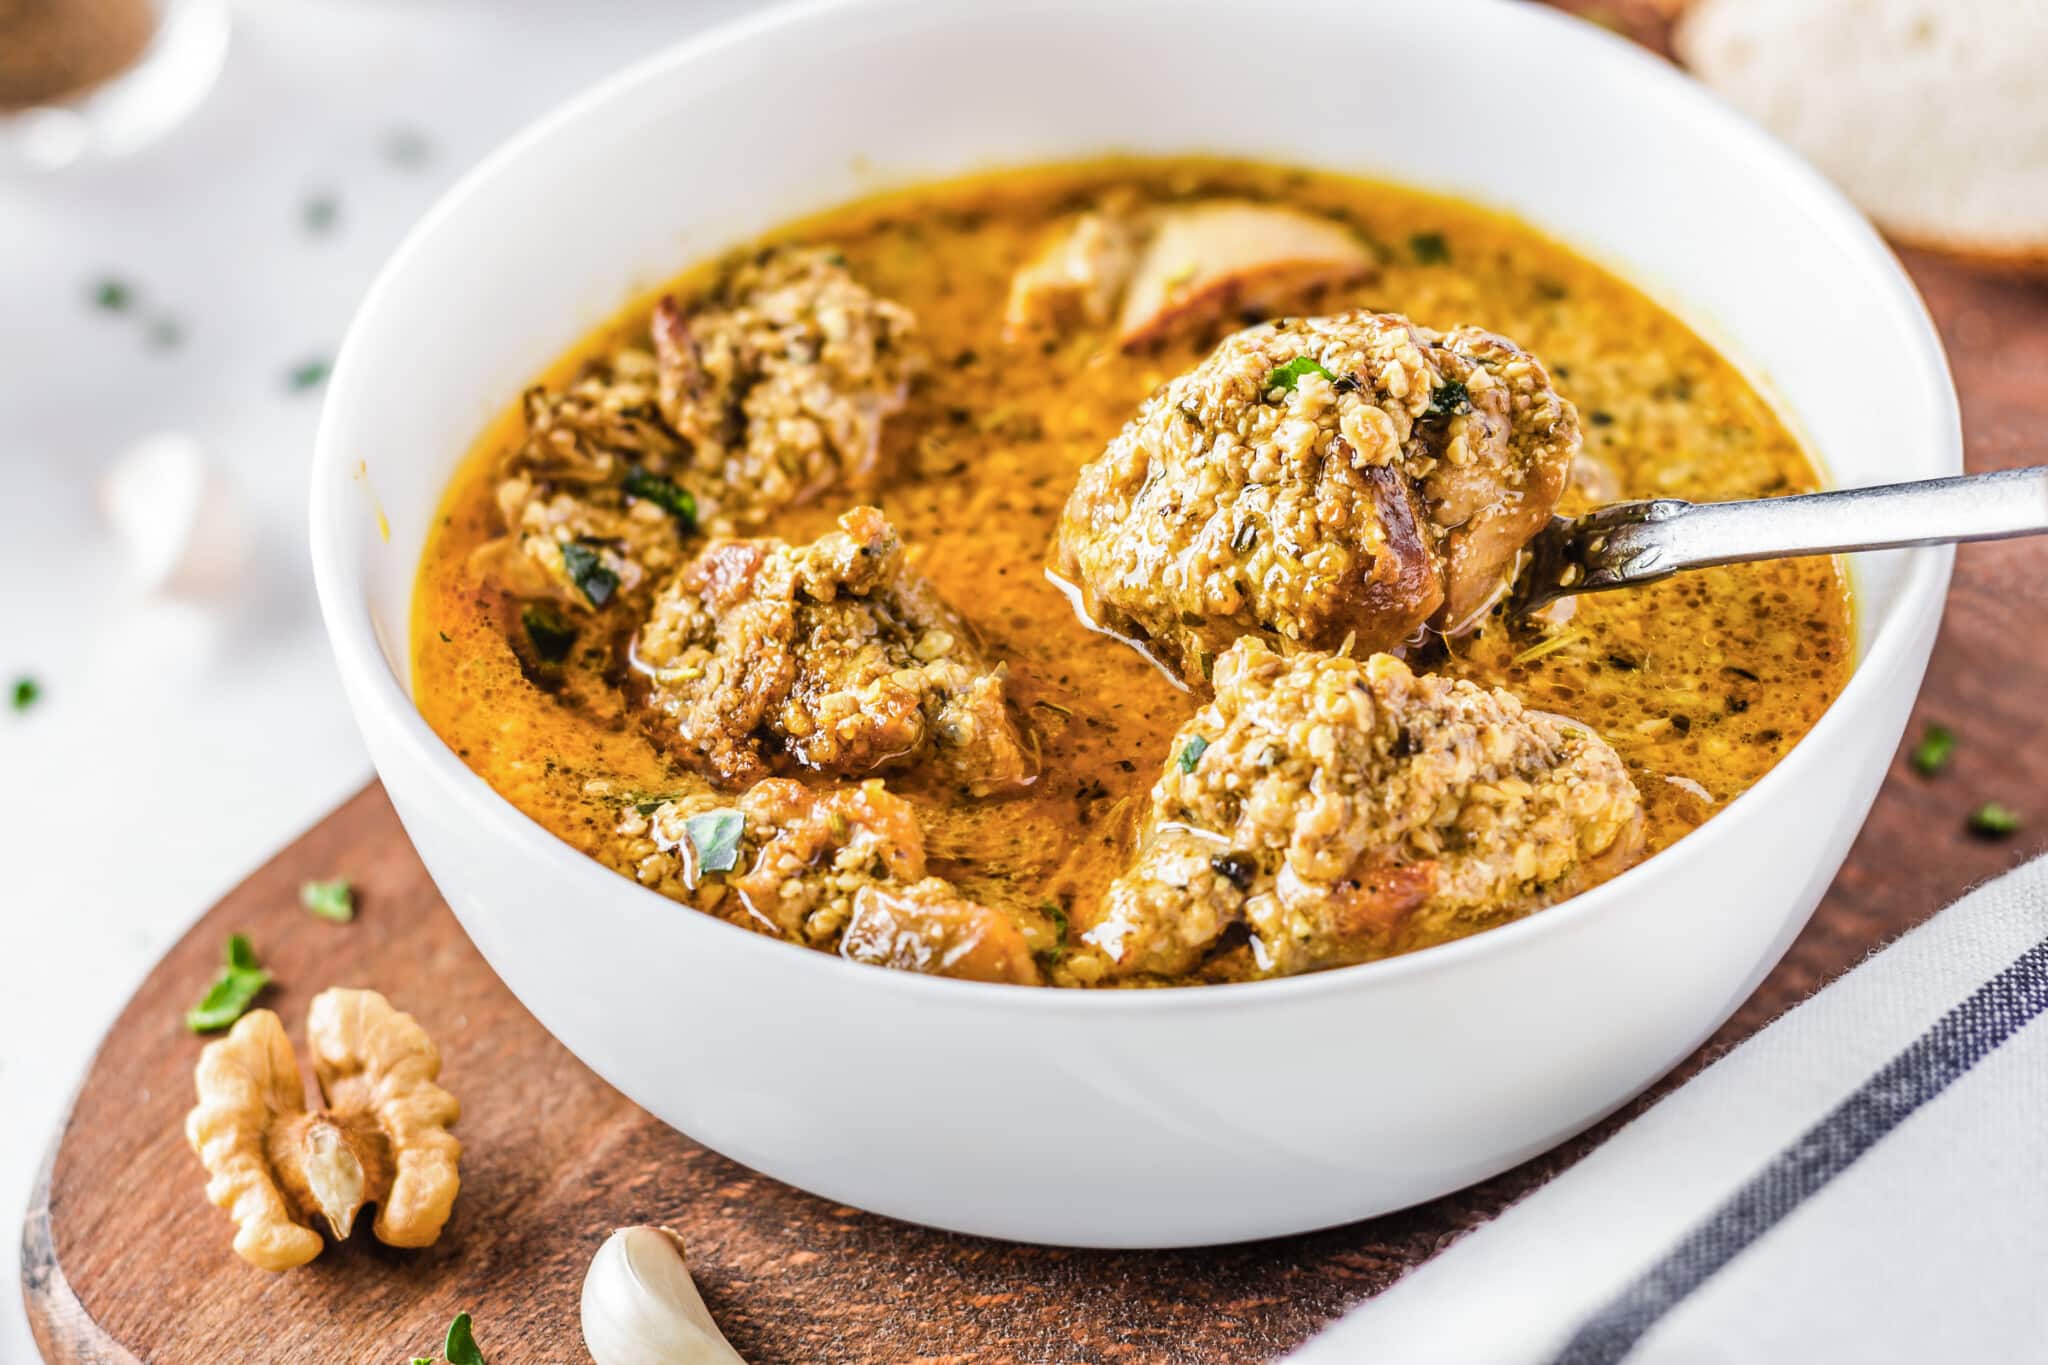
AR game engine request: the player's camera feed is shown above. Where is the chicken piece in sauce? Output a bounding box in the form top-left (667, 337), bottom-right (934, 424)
top-left (1049, 312), bottom-right (1579, 685)
top-left (634, 506), bottom-right (1035, 794)
top-left (1003, 197), bottom-right (1374, 349)
top-left (480, 247), bottom-right (918, 611)
top-left (652, 245), bottom-right (919, 523)
top-left (1073, 639), bottom-right (1643, 982)
top-left (619, 779), bottom-right (1041, 985)
top-left (483, 356), bottom-right (696, 610)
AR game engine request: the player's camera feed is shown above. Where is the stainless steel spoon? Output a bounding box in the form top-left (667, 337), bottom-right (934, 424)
top-left (1511, 465), bottom-right (2048, 617)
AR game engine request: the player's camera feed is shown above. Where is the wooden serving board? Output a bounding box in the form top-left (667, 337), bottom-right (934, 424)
top-left (23, 53), bottom-right (2048, 1365)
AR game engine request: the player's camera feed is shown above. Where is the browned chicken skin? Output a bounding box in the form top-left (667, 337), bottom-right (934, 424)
top-left (1072, 639), bottom-right (1644, 982)
top-left (842, 877), bottom-right (1043, 985)
top-left (1050, 312), bottom-right (1579, 685)
top-left (635, 507), bottom-right (1035, 794)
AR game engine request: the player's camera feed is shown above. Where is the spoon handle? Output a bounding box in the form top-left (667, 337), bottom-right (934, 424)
top-left (1544, 465), bottom-right (2048, 606)
top-left (1640, 465), bottom-right (2048, 570)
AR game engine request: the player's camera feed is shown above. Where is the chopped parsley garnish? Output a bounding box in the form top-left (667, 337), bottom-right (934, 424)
top-left (1409, 231), bottom-right (1451, 264)
top-left (286, 357), bottom-right (331, 391)
top-left (521, 603), bottom-right (578, 664)
top-left (1909, 723), bottom-right (1956, 776)
top-left (1037, 901), bottom-right (1069, 964)
top-left (11, 676), bottom-right (38, 712)
top-left (1588, 409), bottom-right (1616, 427)
top-left (185, 933), bottom-right (272, 1033)
top-left (1177, 734), bottom-right (1210, 773)
top-left (1968, 802), bottom-right (2020, 839)
top-left (1231, 521), bottom-right (1258, 553)
top-left (1424, 379), bottom-right (1471, 419)
top-left (1263, 356), bottom-right (1336, 393)
top-left (92, 277), bottom-right (133, 312)
top-left (443, 1311), bottom-right (486, 1365)
top-left (632, 793), bottom-right (687, 816)
top-left (300, 878), bottom-right (355, 923)
top-left (622, 467), bottom-right (699, 532)
top-left (146, 317), bottom-right (183, 350)
top-left (303, 194), bottom-right (340, 234)
top-left (683, 809), bottom-right (746, 873)
top-left (559, 541), bottom-right (618, 608)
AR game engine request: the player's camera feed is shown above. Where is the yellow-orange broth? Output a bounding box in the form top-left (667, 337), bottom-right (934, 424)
top-left (412, 159), bottom-right (1853, 984)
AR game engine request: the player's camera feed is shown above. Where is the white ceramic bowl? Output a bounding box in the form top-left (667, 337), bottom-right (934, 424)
top-left (311, 0), bottom-right (1959, 1247)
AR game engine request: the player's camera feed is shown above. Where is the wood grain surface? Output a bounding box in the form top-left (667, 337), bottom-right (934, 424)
top-left (23, 18), bottom-right (2048, 1364)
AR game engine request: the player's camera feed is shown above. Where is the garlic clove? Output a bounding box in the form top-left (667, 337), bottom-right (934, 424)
top-left (581, 1226), bottom-right (748, 1365)
top-left (98, 431), bottom-right (246, 598)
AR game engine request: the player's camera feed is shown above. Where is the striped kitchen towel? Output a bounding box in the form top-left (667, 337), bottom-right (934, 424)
top-left (1288, 855), bottom-right (2048, 1365)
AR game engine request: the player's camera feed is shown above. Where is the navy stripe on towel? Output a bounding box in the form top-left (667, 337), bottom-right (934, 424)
top-left (1547, 933), bottom-right (2048, 1365)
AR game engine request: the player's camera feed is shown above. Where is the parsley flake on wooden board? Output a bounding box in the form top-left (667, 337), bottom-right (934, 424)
top-left (1968, 802), bottom-right (2020, 839)
top-left (184, 934), bottom-right (272, 1033)
top-left (1910, 722), bottom-right (1956, 776)
top-left (300, 878), bottom-right (355, 923)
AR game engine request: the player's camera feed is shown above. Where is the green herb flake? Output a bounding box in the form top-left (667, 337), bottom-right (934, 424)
top-left (303, 194), bottom-right (340, 234)
top-left (1263, 355), bottom-right (1336, 394)
top-left (286, 357), bottom-right (331, 392)
top-left (1040, 900), bottom-right (1073, 965)
top-left (11, 676), bottom-right (39, 712)
top-left (622, 467), bottom-right (699, 532)
top-left (1910, 723), bottom-right (1956, 776)
top-left (684, 809), bottom-right (746, 874)
top-left (92, 277), bottom-right (133, 312)
top-left (444, 1311), bottom-right (486, 1365)
top-left (185, 934), bottom-right (272, 1033)
top-left (1424, 379), bottom-right (1471, 419)
top-left (146, 317), bottom-right (183, 350)
top-left (300, 878), bottom-right (355, 923)
top-left (559, 541), bottom-right (619, 608)
top-left (385, 127), bottom-right (432, 169)
top-left (438, 630), bottom-right (453, 644)
top-left (1177, 734), bottom-right (1210, 773)
top-left (521, 603), bottom-right (578, 664)
top-left (1968, 802), bottom-right (2020, 839)
top-left (1409, 231), bottom-right (1451, 265)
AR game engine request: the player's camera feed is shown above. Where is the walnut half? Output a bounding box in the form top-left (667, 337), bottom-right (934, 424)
top-left (184, 987), bottom-right (461, 1271)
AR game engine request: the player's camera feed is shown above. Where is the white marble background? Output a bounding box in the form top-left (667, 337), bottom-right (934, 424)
top-left (0, 3), bottom-right (754, 1355)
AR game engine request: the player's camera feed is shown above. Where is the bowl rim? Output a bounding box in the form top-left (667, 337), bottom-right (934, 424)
top-left (310, 0), bottom-right (1961, 1015)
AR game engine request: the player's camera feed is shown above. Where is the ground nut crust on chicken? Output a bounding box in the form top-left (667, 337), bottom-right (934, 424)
top-left (634, 506), bottom-right (1035, 794)
top-left (653, 245), bottom-right (920, 524)
top-left (617, 780), bottom-right (1044, 984)
top-left (1050, 311), bottom-right (1578, 685)
top-left (477, 246), bottom-right (920, 614)
top-left (1072, 639), bottom-right (1644, 983)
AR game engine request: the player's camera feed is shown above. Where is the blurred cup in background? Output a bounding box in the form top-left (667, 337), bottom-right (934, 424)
top-left (0, 0), bottom-right (228, 169)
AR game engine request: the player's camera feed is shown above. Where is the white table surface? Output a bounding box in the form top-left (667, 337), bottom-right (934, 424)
top-left (0, 3), bottom-right (754, 1356)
